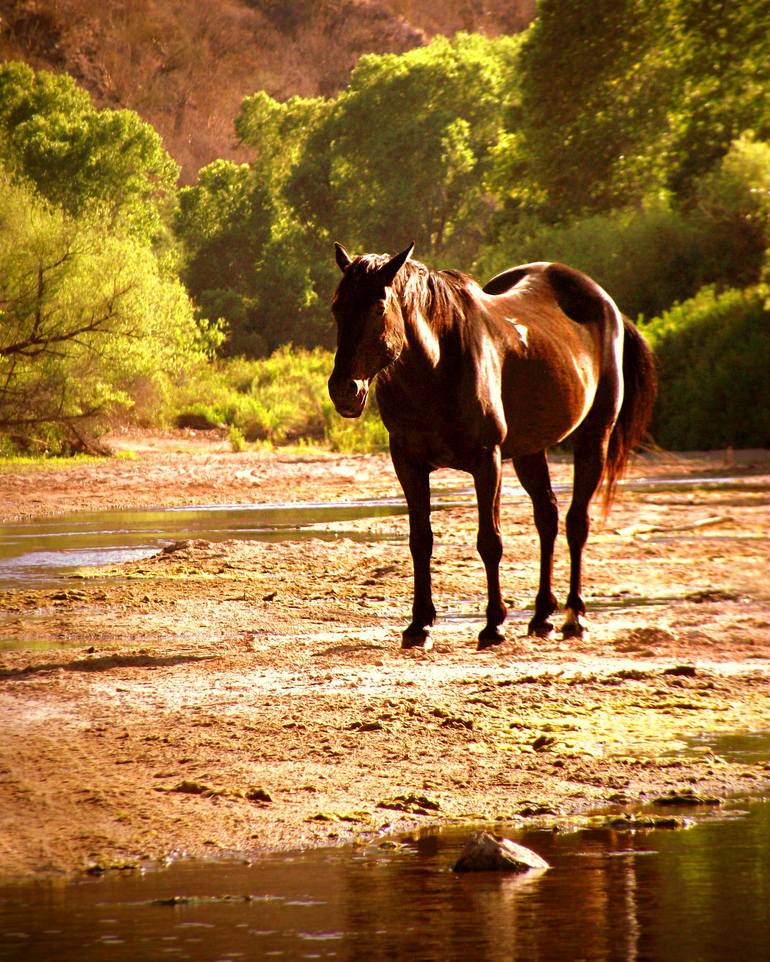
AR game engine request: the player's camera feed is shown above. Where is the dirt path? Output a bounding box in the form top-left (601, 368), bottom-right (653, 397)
top-left (1, 433), bottom-right (769, 881)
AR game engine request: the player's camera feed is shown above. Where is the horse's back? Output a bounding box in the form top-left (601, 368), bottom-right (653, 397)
top-left (484, 262), bottom-right (612, 327)
top-left (483, 262), bottom-right (550, 296)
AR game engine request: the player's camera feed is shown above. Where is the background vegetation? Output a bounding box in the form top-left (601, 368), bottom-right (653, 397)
top-left (1, 0), bottom-right (769, 455)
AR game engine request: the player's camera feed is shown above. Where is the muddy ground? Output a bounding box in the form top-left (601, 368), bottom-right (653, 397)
top-left (0, 431), bottom-right (769, 882)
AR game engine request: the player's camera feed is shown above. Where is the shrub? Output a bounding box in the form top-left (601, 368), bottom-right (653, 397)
top-left (323, 395), bottom-right (390, 453)
top-left (227, 425), bottom-right (245, 452)
top-left (167, 346), bottom-right (389, 452)
top-left (477, 202), bottom-right (724, 322)
top-left (643, 285), bottom-right (770, 449)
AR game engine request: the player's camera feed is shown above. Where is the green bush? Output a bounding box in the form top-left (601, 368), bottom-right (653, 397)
top-left (643, 285), bottom-right (770, 449)
top-left (167, 346), bottom-right (389, 452)
top-left (227, 425), bottom-right (246, 452)
top-left (477, 202), bottom-right (728, 322)
top-left (324, 395), bottom-right (390, 453)
top-left (0, 174), bottom-right (218, 455)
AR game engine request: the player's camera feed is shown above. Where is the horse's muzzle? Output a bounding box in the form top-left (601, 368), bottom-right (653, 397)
top-left (328, 375), bottom-right (369, 418)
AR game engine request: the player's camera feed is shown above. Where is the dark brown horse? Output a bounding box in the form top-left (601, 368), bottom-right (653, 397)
top-left (328, 243), bottom-right (656, 650)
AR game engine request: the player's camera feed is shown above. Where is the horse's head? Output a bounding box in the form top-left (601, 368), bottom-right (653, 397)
top-left (328, 242), bottom-right (414, 418)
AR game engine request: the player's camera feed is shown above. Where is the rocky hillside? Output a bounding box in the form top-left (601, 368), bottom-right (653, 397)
top-left (0, 0), bottom-right (535, 180)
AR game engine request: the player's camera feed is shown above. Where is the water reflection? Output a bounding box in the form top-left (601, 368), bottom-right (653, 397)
top-left (682, 731), bottom-right (770, 765)
top-left (0, 500), bottom-right (418, 589)
top-left (1, 471), bottom-right (766, 590)
top-left (1, 804), bottom-right (768, 961)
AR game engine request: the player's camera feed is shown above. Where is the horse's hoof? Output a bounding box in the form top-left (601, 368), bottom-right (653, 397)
top-left (527, 619), bottom-right (554, 638)
top-left (401, 628), bottom-right (433, 651)
top-left (561, 607), bottom-right (586, 639)
top-left (477, 626), bottom-right (505, 651)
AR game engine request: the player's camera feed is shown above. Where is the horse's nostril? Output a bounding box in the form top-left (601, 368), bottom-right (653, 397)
top-left (328, 373), bottom-right (367, 412)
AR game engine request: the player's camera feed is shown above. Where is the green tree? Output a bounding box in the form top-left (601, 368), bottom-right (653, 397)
top-left (478, 133), bottom-right (770, 323)
top-left (175, 159), bottom-right (273, 354)
top-left (0, 176), bottom-right (217, 452)
top-left (235, 91), bottom-right (330, 189)
top-left (174, 158), bottom-right (333, 355)
top-left (249, 213), bottom-right (337, 354)
top-left (286, 32), bottom-right (521, 262)
top-left (665, 0), bottom-right (770, 198)
top-left (508, 0), bottom-right (671, 218)
top-left (190, 35), bottom-right (520, 357)
top-left (0, 61), bottom-right (179, 241)
top-left (505, 0), bottom-right (770, 220)
top-left (177, 94), bottom-right (336, 357)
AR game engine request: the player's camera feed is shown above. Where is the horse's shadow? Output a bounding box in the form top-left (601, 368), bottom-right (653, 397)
top-left (0, 652), bottom-right (216, 681)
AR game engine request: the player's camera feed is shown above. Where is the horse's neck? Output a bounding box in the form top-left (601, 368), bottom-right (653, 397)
top-left (404, 311), bottom-right (441, 368)
top-left (398, 293), bottom-right (448, 371)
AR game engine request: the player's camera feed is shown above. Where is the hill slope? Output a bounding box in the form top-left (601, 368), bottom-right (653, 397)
top-left (0, 0), bottom-right (535, 179)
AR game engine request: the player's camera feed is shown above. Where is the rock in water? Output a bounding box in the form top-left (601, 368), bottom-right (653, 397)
top-left (452, 831), bottom-right (550, 873)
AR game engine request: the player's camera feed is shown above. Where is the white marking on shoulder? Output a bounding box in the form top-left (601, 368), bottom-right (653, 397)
top-left (504, 316), bottom-right (529, 349)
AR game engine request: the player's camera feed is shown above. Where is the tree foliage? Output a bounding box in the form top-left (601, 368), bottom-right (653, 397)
top-left (171, 9), bottom-right (770, 451)
top-left (506, 0), bottom-right (770, 218)
top-left (235, 91), bottom-right (331, 188)
top-left (179, 33), bottom-right (521, 355)
top-left (3, 10), bottom-right (770, 452)
top-left (509, 0), bottom-right (672, 217)
top-left (664, 0), bottom-right (770, 197)
top-left (0, 176), bottom-right (217, 451)
top-left (477, 134), bottom-right (770, 323)
top-left (175, 157), bottom-right (334, 355)
top-left (285, 33), bottom-right (521, 261)
top-left (175, 160), bottom-right (272, 354)
top-left (0, 61), bottom-right (179, 240)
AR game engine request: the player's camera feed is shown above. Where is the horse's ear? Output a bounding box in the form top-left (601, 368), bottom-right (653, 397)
top-left (376, 242), bottom-right (414, 287)
top-left (334, 242), bottom-right (353, 272)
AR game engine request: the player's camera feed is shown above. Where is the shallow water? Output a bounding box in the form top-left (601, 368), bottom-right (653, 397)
top-left (1, 473), bottom-right (765, 592)
top-left (682, 731), bottom-right (770, 765)
top-left (1, 803), bottom-right (768, 962)
top-left (0, 499), bottom-right (419, 590)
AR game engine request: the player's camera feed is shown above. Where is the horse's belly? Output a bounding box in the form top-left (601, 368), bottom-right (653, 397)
top-left (499, 356), bottom-right (597, 457)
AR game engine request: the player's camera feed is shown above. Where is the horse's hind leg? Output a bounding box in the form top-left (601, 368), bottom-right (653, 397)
top-left (563, 432), bottom-right (609, 638)
top-left (513, 451), bottom-right (559, 637)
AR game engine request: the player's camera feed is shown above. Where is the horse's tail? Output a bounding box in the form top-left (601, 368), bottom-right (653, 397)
top-left (603, 318), bottom-right (657, 511)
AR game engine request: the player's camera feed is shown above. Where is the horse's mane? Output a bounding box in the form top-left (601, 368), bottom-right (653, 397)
top-left (399, 261), bottom-right (474, 332)
top-left (351, 254), bottom-right (474, 333)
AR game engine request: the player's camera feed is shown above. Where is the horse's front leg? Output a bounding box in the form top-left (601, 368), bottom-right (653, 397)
top-left (390, 442), bottom-right (436, 649)
top-left (473, 445), bottom-right (507, 650)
